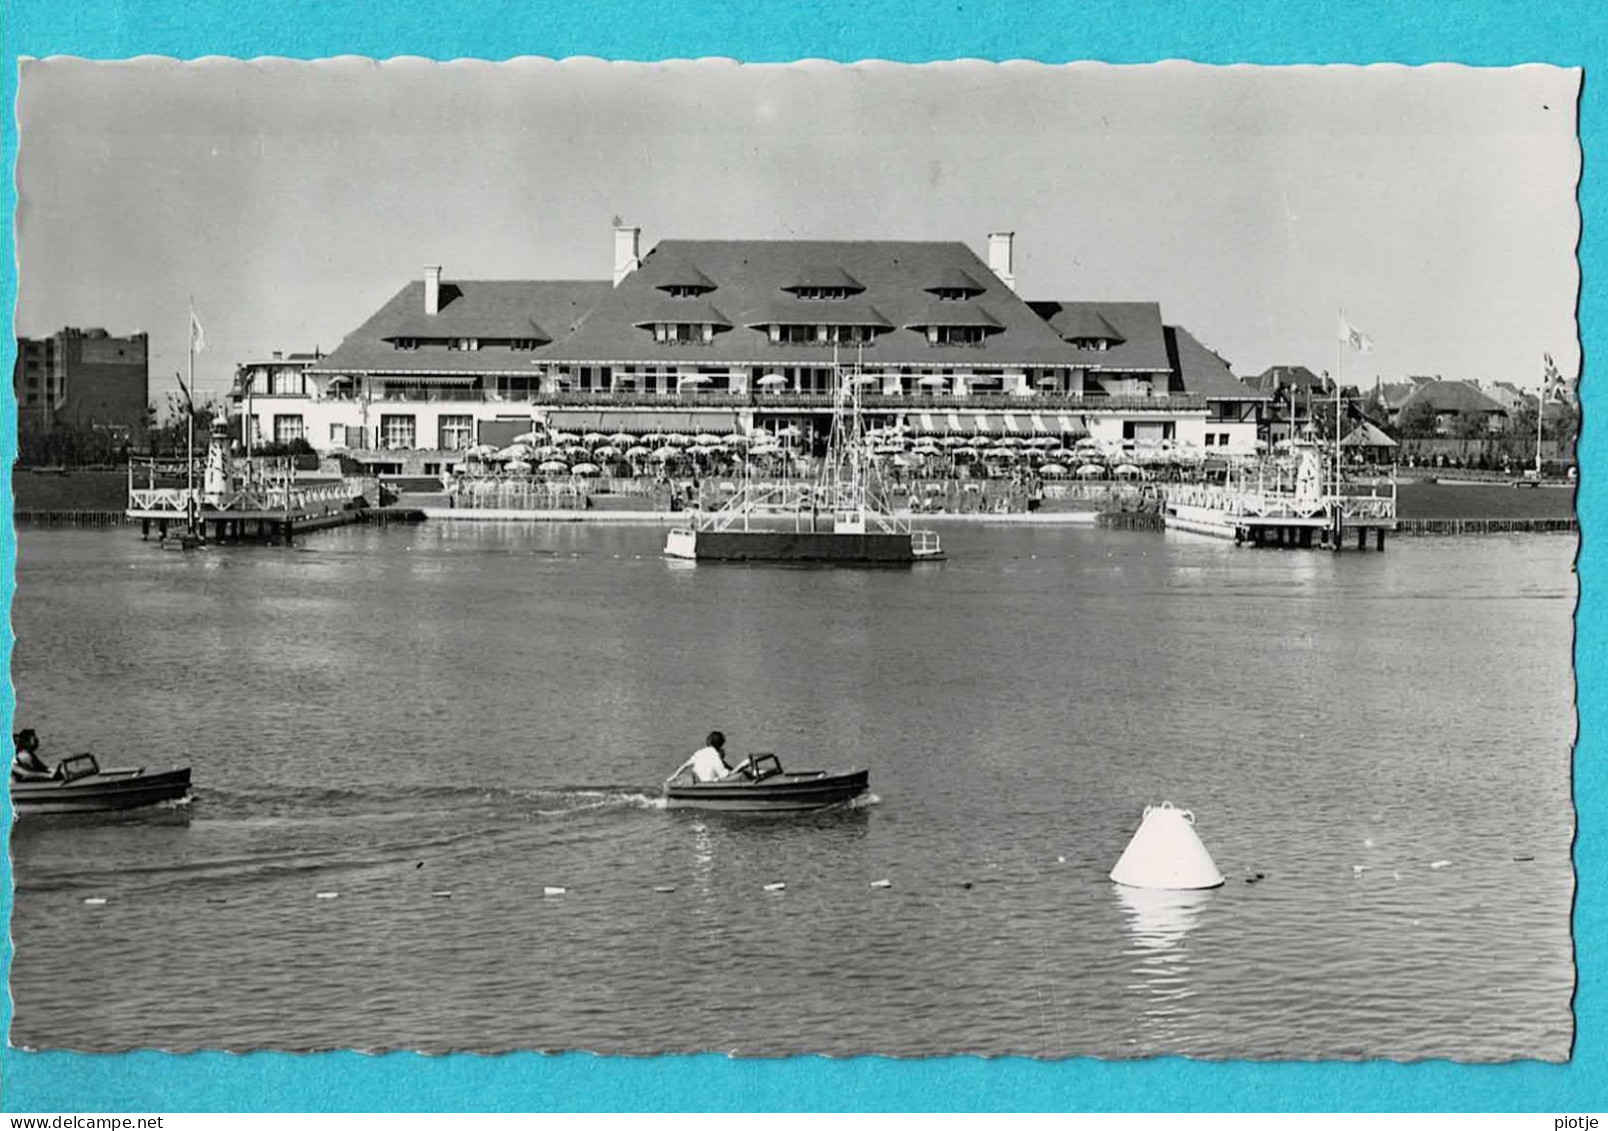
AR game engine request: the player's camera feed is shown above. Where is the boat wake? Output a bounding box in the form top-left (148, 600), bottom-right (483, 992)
top-left (845, 792), bottom-right (881, 809)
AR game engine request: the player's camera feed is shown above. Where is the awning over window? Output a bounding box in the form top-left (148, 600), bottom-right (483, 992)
top-left (1029, 413), bottom-right (1050, 434)
top-left (970, 415), bottom-right (996, 434)
top-left (999, 413), bottom-right (1023, 434)
top-left (544, 410), bottom-right (741, 434)
top-left (1057, 413), bottom-right (1086, 435)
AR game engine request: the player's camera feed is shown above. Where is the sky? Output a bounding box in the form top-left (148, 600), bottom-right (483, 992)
top-left (14, 57), bottom-right (1581, 411)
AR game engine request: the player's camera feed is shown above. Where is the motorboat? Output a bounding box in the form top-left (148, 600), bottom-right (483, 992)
top-left (11, 753), bottom-right (192, 815)
top-left (663, 753), bottom-right (869, 812)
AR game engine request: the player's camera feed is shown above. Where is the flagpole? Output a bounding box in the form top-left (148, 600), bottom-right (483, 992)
top-left (1335, 308), bottom-right (1343, 501)
top-left (187, 301), bottom-right (196, 535)
top-left (1535, 364), bottom-right (1545, 476)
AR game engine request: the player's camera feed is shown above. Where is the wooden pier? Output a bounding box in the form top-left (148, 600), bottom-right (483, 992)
top-left (126, 455), bottom-right (423, 546)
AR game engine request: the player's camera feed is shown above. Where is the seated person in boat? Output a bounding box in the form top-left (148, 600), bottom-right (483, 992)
top-left (11, 729), bottom-right (57, 782)
top-left (667, 731), bottom-right (743, 784)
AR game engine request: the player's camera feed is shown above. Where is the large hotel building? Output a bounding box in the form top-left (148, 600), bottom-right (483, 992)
top-left (235, 227), bottom-right (1266, 472)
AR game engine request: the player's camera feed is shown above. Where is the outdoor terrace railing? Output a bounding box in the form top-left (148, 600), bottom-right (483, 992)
top-left (297, 390), bottom-right (1209, 412)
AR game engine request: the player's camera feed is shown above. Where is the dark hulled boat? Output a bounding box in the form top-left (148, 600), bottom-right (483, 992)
top-left (11, 754), bottom-right (192, 815)
top-left (663, 753), bottom-right (869, 812)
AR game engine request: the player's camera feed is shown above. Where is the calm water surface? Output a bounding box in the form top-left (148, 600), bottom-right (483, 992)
top-left (8, 523), bottom-right (1576, 1058)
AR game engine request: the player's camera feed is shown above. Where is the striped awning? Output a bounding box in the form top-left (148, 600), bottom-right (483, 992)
top-left (1056, 413), bottom-right (1085, 435)
top-left (971, 415), bottom-right (995, 434)
top-left (1000, 413), bottom-right (1023, 434)
top-left (1029, 413), bottom-right (1050, 434)
top-left (917, 412), bottom-right (938, 433)
top-left (946, 411), bottom-right (965, 432)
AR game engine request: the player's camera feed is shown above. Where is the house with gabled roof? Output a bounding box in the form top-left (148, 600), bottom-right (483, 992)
top-left (1390, 379), bottom-right (1508, 435)
top-left (249, 225), bottom-right (1268, 469)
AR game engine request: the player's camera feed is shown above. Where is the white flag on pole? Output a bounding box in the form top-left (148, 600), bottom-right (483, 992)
top-left (189, 303), bottom-right (206, 354)
top-left (1338, 314), bottom-right (1373, 354)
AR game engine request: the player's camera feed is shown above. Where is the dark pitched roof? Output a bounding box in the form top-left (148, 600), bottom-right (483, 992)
top-left (549, 240), bottom-right (1077, 365)
top-left (1165, 327), bottom-right (1269, 400)
top-left (1051, 308), bottom-right (1125, 344)
top-left (1026, 301), bottom-right (1171, 372)
top-left (1249, 365), bottom-right (1330, 394)
top-left (313, 280), bottom-right (612, 374)
top-left (1398, 379), bottom-right (1507, 416)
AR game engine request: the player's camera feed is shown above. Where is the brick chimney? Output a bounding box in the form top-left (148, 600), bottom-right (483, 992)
top-left (988, 231), bottom-right (1016, 292)
top-left (424, 265), bottom-right (443, 315)
top-left (613, 225), bottom-right (641, 287)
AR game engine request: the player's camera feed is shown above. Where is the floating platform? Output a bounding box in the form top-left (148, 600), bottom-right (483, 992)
top-left (664, 526), bottom-right (940, 564)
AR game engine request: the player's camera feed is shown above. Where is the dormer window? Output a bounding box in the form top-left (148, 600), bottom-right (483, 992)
top-left (782, 267), bottom-right (864, 300)
top-left (930, 325), bottom-right (988, 346)
top-left (510, 338), bottom-right (542, 351)
top-left (655, 322), bottom-right (715, 345)
top-left (791, 286), bottom-right (853, 300)
top-left (393, 337), bottom-right (418, 351)
top-left (654, 266), bottom-right (717, 298)
top-left (925, 269), bottom-right (986, 301)
top-left (447, 338), bottom-right (479, 352)
top-left (907, 303), bottom-right (1002, 347)
top-left (1070, 337), bottom-right (1114, 352)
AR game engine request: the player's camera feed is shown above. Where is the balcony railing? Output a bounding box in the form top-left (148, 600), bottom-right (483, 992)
top-left (271, 389), bottom-right (1209, 412)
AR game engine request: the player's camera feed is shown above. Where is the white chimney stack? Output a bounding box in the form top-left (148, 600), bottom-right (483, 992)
top-left (613, 224), bottom-right (641, 287)
top-left (424, 266), bottom-right (443, 315)
top-left (988, 232), bottom-right (1016, 292)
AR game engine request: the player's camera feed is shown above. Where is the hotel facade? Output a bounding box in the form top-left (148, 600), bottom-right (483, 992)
top-left (235, 228), bottom-right (1266, 473)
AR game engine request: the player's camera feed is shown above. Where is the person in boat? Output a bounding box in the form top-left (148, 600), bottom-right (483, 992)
top-left (12, 729), bottom-right (57, 782)
top-left (667, 731), bottom-right (744, 785)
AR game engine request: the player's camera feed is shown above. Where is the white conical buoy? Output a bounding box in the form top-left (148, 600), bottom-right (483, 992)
top-left (1110, 802), bottom-right (1224, 890)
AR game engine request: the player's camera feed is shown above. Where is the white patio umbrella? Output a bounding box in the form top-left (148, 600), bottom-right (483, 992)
top-left (583, 432), bottom-right (607, 444)
top-left (643, 432), bottom-right (669, 444)
top-left (1048, 447), bottom-right (1076, 459)
top-left (1040, 463), bottom-right (1070, 477)
top-left (651, 446), bottom-right (680, 460)
top-left (688, 445), bottom-right (714, 455)
top-left (940, 435), bottom-right (970, 448)
top-left (1074, 436), bottom-right (1104, 450)
top-left (1026, 436), bottom-right (1058, 448)
top-left (593, 445), bottom-right (620, 458)
top-left (665, 433), bottom-right (693, 445)
top-left (912, 444), bottom-right (943, 456)
top-left (625, 446), bottom-right (652, 459)
top-left (608, 432), bottom-right (636, 445)
top-left (917, 375), bottom-right (948, 389)
top-left (757, 374), bottom-right (788, 388)
top-left (534, 444), bottom-right (562, 458)
top-left (678, 374), bottom-right (711, 389)
top-left (566, 444), bottom-right (591, 457)
top-left (694, 433), bottom-right (724, 445)
top-left (497, 444), bottom-right (531, 460)
top-left (538, 460), bottom-right (568, 472)
top-left (571, 463), bottom-right (601, 476)
top-left (549, 431), bottom-right (578, 444)
top-left (953, 447), bottom-right (980, 457)
top-left (1114, 464), bottom-right (1143, 479)
top-left (466, 444), bottom-right (498, 458)
top-left (505, 459), bottom-right (533, 473)
top-left (511, 430), bottom-right (544, 445)
top-left (1076, 463), bottom-right (1106, 478)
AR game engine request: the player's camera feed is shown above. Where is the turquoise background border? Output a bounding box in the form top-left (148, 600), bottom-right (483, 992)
top-left (1, 0), bottom-right (1600, 1112)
